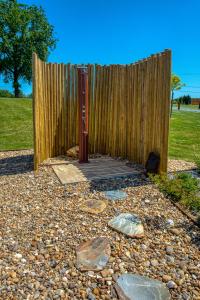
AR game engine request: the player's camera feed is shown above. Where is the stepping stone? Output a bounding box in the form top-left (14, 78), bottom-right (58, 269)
top-left (76, 237), bottom-right (111, 271)
top-left (80, 199), bottom-right (107, 214)
top-left (103, 190), bottom-right (127, 201)
top-left (114, 274), bottom-right (171, 300)
top-left (108, 213), bottom-right (144, 238)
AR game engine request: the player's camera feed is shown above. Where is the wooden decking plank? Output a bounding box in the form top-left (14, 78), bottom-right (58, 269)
top-left (52, 157), bottom-right (142, 184)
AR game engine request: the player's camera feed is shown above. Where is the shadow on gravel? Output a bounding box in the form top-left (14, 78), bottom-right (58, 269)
top-left (0, 154), bottom-right (33, 176)
top-left (88, 174), bottom-right (149, 192)
top-left (181, 221), bottom-right (200, 249)
top-left (144, 215), bottom-right (200, 248)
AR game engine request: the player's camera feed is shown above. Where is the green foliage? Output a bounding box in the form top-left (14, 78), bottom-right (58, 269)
top-left (171, 74), bottom-right (185, 93)
top-left (0, 0), bottom-right (57, 97)
top-left (150, 172), bottom-right (200, 212)
top-left (170, 74), bottom-right (185, 117)
top-left (0, 89), bottom-right (13, 97)
top-left (176, 95), bottom-right (191, 105)
top-left (193, 131), bottom-right (200, 175)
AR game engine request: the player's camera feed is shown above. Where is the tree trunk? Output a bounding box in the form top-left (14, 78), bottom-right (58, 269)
top-left (13, 71), bottom-right (21, 98)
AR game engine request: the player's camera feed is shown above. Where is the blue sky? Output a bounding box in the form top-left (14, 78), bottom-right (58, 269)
top-left (1, 0), bottom-right (200, 98)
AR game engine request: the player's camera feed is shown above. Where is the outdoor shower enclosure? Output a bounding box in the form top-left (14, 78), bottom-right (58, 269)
top-left (32, 50), bottom-right (171, 172)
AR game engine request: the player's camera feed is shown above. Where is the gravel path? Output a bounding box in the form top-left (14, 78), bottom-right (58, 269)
top-left (0, 150), bottom-right (199, 300)
top-left (168, 160), bottom-right (197, 173)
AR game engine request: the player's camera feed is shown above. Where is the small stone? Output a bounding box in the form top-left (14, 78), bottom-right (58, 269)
top-left (88, 271), bottom-right (95, 277)
top-left (93, 288), bottom-right (100, 296)
top-left (141, 244), bottom-right (147, 250)
top-left (176, 279), bottom-right (184, 286)
top-left (125, 251), bottom-right (131, 258)
top-left (34, 292), bottom-right (40, 299)
top-left (178, 261), bottom-right (187, 270)
top-left (62, 277), bottom-right (68, 282)
top-left (162, 275), bottom-right (172, 282)
top-left (109, 257), bottom-right (115, 263)
top-left (55, 289), bottom-right (65, 296)
top-left (119, 262), bottom-right (125, 269)
top-left (170, 228), bottom-right (180, 235)
top-left (49, 260), bottom-right (58, 268)
top-left (167, 280), bottom-right (177, 289)
top-left (80, 290), bottom-right (87, 298)
top-left (88, 293), bottom-right (96, 300)
top-left (144, 261), bottom-right (150, 267)
top-left (150, 259), bottom-right (159, 267)
top-left (101, 269), bottom-right (112, 278)
top-left (166, 219), bottom-right (174, 227)
top-left (166, 246), bottom-right (173, 254)
top-left (68, 283), bottom-right (76, 289)
top-left (185, 235), bottom-right (192, 242)
top-left (177, 270), bottom-right (185, 278)
top-left (182, 292), bottom-right (190, 300)
top-left (166, 256), bottom-right (175, 264)
top-left (144, 199), bottom-right (150, 203)
top-left (14, 253), bottom-right (22, 259)
top-left (9, 271), bottom-right (17, 278)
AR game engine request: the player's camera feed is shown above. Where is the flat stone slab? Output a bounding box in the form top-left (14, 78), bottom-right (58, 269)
top-left (52, 157), bottom-right (140, 184)
top-left (114, 274), bottom-right (171, 300)
top-left (80, 199), bottom-right (107, 214)
top-left (103, 190), bottom-right (127, 201)
top-left (76, 237), bottom-right (111, 271)
top-left (108, 213), bottom-right (144, 238)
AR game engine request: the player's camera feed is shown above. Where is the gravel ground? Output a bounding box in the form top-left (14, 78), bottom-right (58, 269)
top-left (168, 160), bottom-right (197, 173)
top-left (0, 150), bottom-right (199, 300)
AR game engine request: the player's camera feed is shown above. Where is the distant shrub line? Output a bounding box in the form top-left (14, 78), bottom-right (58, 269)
top-left (0, 89), bottom-right (32, 98)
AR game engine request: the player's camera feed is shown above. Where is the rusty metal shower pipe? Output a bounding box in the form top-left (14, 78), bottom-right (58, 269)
top-left (77, 66), bottom-right (89, 163)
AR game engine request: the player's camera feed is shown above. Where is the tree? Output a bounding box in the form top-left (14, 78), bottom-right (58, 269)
top-left (170, 74), bottom-right (185, 116)
top-left (176, 95), bottom-right (191, 105)
top-left (0, 0), bottom-right (57, 97)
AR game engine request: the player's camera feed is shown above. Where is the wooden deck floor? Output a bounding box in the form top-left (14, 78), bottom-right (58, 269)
top-left (52, 157), bottom-right (141, 184)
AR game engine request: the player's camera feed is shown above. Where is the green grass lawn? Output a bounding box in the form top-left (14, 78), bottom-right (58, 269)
top-left (0, 98), bottom-right (200, 163)
top-left (0, 98), bottom-right (33, 150)
top-left (169, 110), bottom-right (200, 161)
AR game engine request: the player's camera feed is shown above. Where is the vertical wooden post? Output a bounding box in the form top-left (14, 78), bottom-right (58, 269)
top-left (78, 67), bottom-right (89, 163)
top-left (32, 53), bottom-right (38, 171)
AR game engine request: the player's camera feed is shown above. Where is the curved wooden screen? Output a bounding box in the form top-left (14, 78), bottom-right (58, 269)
top-left (32, 50), bottom-right (171, 172)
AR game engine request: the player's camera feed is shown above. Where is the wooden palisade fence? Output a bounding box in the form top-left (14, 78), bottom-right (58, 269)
top-left (32, 50), bottom-right (171, 172)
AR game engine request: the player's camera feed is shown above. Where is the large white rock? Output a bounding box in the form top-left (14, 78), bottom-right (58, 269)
top-left (114, 274), bottom-right (171, 300)
top-left (80, 199), bottom-right (107, 214)
top-left (76, 237), bottom-right (111, 271)
top-left (108, 213), bottom-right (144, 238)
top-left (103, 190), bottom-right (127, 201)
